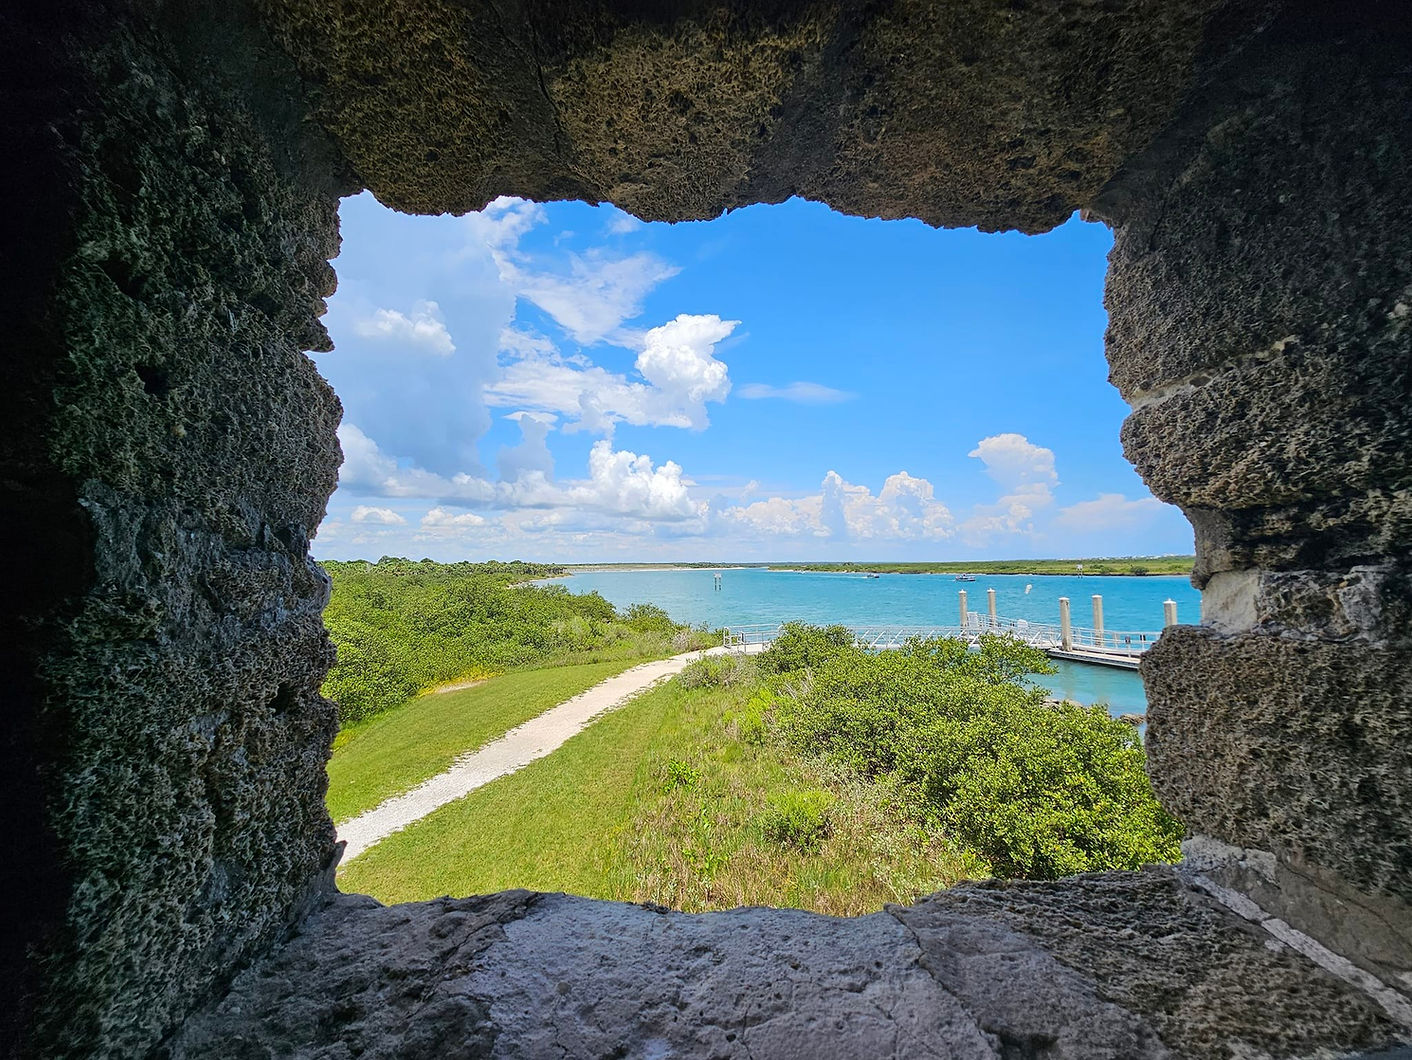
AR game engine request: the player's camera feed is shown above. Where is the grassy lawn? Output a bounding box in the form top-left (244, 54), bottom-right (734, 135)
top-left (338, 674), bottom-right (979, 913)
top-left (326, 658), bottom-right (654, 823)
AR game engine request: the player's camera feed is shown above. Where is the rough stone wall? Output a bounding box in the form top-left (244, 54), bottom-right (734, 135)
top-left (255, 0), bottom-right (1239, 231)
top-left (1098, 4), bottom-right (1412, 987)
top-left (3, 1), bottom-right (353, 1054)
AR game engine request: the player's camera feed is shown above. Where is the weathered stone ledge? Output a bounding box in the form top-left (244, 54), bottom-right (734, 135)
top-left (170, 870), bottom-right (1405, 1059)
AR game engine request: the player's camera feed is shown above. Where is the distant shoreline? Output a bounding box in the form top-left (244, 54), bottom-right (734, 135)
top-left (549, 564), bottom-right (756, 576)
top-left (559, 558), bottom-right (1195, 578)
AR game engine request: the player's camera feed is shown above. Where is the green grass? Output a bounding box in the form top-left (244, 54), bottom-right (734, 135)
top-left (338, 675), bottom-right (979, 913)
top-left (326, 658), bottom-right (652, 824)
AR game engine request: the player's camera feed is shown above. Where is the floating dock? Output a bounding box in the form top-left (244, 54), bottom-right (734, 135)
top-left (723, 589), bottom-right (1177, 671)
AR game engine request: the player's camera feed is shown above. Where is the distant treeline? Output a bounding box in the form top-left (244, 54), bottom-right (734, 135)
top-left (772, 557), bottom-right (1194, 576)
top-left (320, 558), bottom-right (702, 726)
top-left (562, 557), bottom-right (1194, 576)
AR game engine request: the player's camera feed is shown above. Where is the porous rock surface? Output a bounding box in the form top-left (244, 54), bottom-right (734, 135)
top-left (254, 0), bottom-right (1243, 230)
top-left (1100, 7), bottom-right (1412, 578)
top-left (172, 871), bottom-right (1401, 1059)
top-left (4, 1), bottom-right (352, 1053)
top-left (1098, 2), bottom-right (1412, 987)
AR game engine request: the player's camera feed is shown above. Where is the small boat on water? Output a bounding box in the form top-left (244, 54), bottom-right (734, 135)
top-left (954, 573), bottom-right (977, 582)
top-left (865, 573), bottom-right (880, 579)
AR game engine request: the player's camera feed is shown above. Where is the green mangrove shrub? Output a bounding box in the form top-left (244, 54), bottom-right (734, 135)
top-left (766, 627), bottom-right (1182, 878)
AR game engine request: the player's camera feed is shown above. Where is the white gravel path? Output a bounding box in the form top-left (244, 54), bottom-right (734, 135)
top-left (337, 643), bottom-right (763, 862)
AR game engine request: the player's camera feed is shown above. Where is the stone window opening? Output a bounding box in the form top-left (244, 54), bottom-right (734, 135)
top-left (5, 0), bottom-right (1410, 1056)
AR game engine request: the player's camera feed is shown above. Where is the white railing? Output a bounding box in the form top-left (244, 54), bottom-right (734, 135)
top-left (722, 623), bottom-right (789, 647)
top-left (723, 617), bottom-right (1162, 658)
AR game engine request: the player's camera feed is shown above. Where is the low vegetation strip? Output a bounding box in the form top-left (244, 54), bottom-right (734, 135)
top-left (771, 557), bottom-right (1194, 576)
top-left (560, 557), bottom-right (1194, 576)
top-left (321, 557), bottom-right (713, 726)
top-left (339, 625), bottom-right (1180, 911)
top-left (327, 660), bottom-right (650, 824)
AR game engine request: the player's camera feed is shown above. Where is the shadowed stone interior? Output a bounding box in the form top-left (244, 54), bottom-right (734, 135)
top-left (4, 0), bottom-right (1408, 1055)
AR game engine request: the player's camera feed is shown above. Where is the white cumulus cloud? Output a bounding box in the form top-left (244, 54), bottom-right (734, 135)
top-left (567, 440), bottom-right (702, 521)
top-left (421, 506), bottom-right (488, 529)
top-left (352, 301), bottom-right (455, 356)
top-left (718, 469), bottom-right (954, 542)
top-left (960, 433), bottom-right (1059, 543)
top-left (350, 505), bottom-right (407, 525)
top-left (488, 313), bottom-right (737, 434)
top-left (633, 314), bottom-right (735, 428)
top-left (968, 433), bottom-right (1058, 489)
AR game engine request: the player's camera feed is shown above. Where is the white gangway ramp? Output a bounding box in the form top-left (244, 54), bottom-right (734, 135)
top-left (723, 614), bottom-right (1163, 668)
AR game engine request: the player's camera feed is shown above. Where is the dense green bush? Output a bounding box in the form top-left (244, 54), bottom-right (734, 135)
top-left (757, 622), bottom-right (856, 674)
top-left (321, 558), bottom-right (703, 725)
top-left (764, 628), bottom-right (1182, 879)
top-left (623, 603), bottom-right (678, 633)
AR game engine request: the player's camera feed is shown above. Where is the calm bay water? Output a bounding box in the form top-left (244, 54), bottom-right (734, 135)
top-left (549, 568), bottom-right (1201, 715)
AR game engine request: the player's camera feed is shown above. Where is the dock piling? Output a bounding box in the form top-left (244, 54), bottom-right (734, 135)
top-left (1092, 594), bottom-right (1105, 649)
top-left (1059, 597), bottom-right (1072, 651)
top-left (986, 588), bottom-right (997, 629)
top-left (1164, 598), bottom-right (1178, 627)
top-left (958, 590), bottom-right (969, 631)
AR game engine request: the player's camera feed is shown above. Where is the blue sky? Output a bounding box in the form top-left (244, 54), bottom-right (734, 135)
top-left (312, 193), bottom-right (1193, 562)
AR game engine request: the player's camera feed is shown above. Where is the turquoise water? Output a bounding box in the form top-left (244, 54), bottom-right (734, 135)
top-left (549, 569), bottom-right (1201, 716)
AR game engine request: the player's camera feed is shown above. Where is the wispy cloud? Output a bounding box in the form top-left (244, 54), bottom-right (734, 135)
top-left (467, 197), bottom-right (678, 345)
top-left (605, 210), bottom-right (643, 236)
top-left (1052, 493), bottom-right (1164, 532)
top-left (737, 381), bottom-right (855, 404)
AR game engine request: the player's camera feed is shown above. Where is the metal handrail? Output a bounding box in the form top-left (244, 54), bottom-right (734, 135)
top-left (722, 618), bottom-right (1162, 656)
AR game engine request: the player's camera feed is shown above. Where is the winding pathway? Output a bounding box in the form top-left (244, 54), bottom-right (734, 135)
top-left (337, 643), bottom-right (763, 862)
